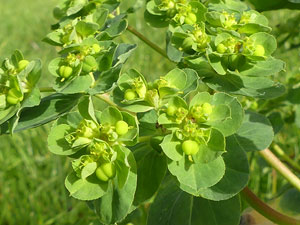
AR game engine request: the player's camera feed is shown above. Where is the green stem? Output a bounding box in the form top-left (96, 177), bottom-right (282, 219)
top-left (138, 136), bottom-right (152, 143)
top-left (259, 149), bottom-right (300, 192)
top-left (241, 187), bottom-right (300, 225)
top-left (127, 25), bottom-right (170, 60)
top-left (39, 87), bottom-right (55, 92)
top-left (272, 144), bottom-right (300, 173)
top-left (95, 94), bottom-right (135, 115)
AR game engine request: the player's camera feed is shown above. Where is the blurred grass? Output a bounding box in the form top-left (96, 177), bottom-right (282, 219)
top-left (0, 0), bottom-right (174, 224)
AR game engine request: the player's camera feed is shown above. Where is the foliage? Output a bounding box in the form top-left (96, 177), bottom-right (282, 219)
top-left (1, 0), bottom-right (300, 224)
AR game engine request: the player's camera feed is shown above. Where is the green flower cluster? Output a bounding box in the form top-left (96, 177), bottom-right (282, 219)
top-left (45, 0), bottom-right (129, 94)
top-left (0, 51), bottom-right (41, 127)
top-left (48, 99), bottom-right (138, 198)
top-left (146, 0), bottom-right (285, 100)
top-left (112, 68), bottom-right (198, 111)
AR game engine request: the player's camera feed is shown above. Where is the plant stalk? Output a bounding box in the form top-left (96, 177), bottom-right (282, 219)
top-left (272, 144), bottom-right (300, 173)
top-left (241, 187), bottom-right (300, 225)
top-left (127, 25), bottom-right (170, 60)
top-left (95, 94), bottom-right (135, 115)
top-left (39, 87), bottom-right (55, 92)
top-left (259, 149), bottom-right (300, 192)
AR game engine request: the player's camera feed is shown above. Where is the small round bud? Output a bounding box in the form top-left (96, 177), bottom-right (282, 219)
top-left (115, 120), bottom-right (129, 136)
top-left (82, 55), bottom-right (98, 73)
top-left (95, 162), bottom-right (116, 182)
top-left (6, 88), bottom-right (23, 105)
top-left (59, 65), bottom-right (73, 79)
top-left (124, 89), bottom-right (137, 101)
top-left (217, 43), bottom-right (227, 54)
top-left (18, 60), bottom-right (29, 71)
top-left (182, 37), bottom-right (194, 52)
top-left (92, 44), bottom-right (101, 53)
top-left (184, 12), bottom-right (197, 25)
top-left (166, 105), bottom-right (177, 116)
top-left (253, 44), bottom-right (265, 57)
top-left (202, 103), bottom-right (212, 115)
top-left (182, 140), bottom-right (199, 155)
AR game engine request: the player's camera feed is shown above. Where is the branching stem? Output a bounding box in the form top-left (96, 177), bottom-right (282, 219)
top-left (272, 144), bottom-right (300, 173)
top-left (241, 187), bottom-right (300, 225)
top-left (127, 25), bottom-right (171, 61)
top-left (259, 148), bottom-right (300, 192)
top-left (39, 87), bottom-right (55, 92)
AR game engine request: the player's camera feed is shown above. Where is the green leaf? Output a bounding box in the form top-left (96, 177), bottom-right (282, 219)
top-left (133, 144), bottom-right (167, 204)
top-left (65, 172), bottom-right (108, 201)
top-left (168, 156), bottom-right (225, 191)
top-left (249, 32), bottom-right (277, 56)
top-left (99, 106), bottom-right (122, 125)
top-left (160, 133), bottom-right (183, 161)
top-left (148, 178), bottom-right (241, 225)
top-left (147, 178), bottom-right (193, 225)
top-left (194, 137), bottom-right (249, 200)
top-left (81, 162), bottom-right (97, 179)
top-left (0, 94), bottom-right (82, 134)
top-left (190, 195), bottom-right (241, 225)
top-left (227, 110), bottom-right (274, 152)
top-left (92, 147), bottom-right (137, 224)
top-left (78, 95), bottom-right (97, 122)
top-left (279, 188), bottom-right (300, 215)
top-left (54, 75), bottom-right (93, 94)
top-left (204, 72), bottom-right (286, 99)
top-left (164, 68), bottom-right (187, 90)
top-left (239, 57), bottom-right (285, 77)
top-left (76, 21), bottom-right (99, 37)
top-left (48, 123), bottom-right (78, 156)
top-left (88, 64), bottom-right (121, 95)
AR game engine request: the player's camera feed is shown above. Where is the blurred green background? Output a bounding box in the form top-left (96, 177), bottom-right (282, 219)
top-left (1, 0), bottom-right (300, 224)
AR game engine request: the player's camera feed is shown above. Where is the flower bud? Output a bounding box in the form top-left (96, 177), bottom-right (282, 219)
top-left (18, 60), bottom-right (29, 71)
top-left (182, 140), bottom-right (199, 155)
top-left (6, 88), bottom-right (23, 105)
top-left (124, 89), bottom-right (137, 101)
top-left (95, 162), bottom-right (116, 182)
top-left (82, 55), bottom-right (98, 73)
top-left (59, 65), bottom-right (73, 79)
top-left (115, 120), bottom-right (129, 136)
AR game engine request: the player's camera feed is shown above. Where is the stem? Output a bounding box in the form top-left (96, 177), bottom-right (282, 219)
top-left (127, 25), bottom-right (170, 60)
top-left (272, 144), bottom-right (300, 173)
top-left (95, 94), bottom-right (135, 115)
top-left (259, 149), bottom-right (300, 192)
top-left (241, 187), bottom-right (300, 225)
top-left (138, 136), bottom-right (152, 143)
top-left (39, 87), bottom-right (55, 92)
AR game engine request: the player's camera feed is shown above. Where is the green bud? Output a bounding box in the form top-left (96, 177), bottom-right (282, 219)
top-left (77, 120), bottom-right (100, 139)
top-left (82, 55), bottom-right (98, 73)
top-left (167, 105), bottom-right (177, 117)
top-left (184, 12), bottom-right (197, 25)
top-left (182, 140), bottom-right (199, 155)
top-left (202, 103), bottom-right (212, 115)
top-left (115, 120), bottom-right (129, 136)
top-left (182, 37), bottom-right (194, 52)
top-left (95, 162), bottom-right (116, 182)
top-left (6, 88), bottom-right (23, 105)
top-left (59, 65), bottom-right (73, 79)
top-left (18, 60), bottom-right (29, 71)
top-left (124, 89), bottom-right (137, 101)
top-left (136, 85), bottom-right (147, 98)
top-left (217, 43), bottom-right (227, 54)
top-left (253, 44), bottom-right (265, 57)
top-left (191, 105), bottom-right (203, 119)
top-left (92, 44), bottom-right (101, 53)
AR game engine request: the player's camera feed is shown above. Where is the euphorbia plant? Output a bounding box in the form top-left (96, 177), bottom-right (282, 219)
top-left (2, 0), bottom-right (300, 224)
